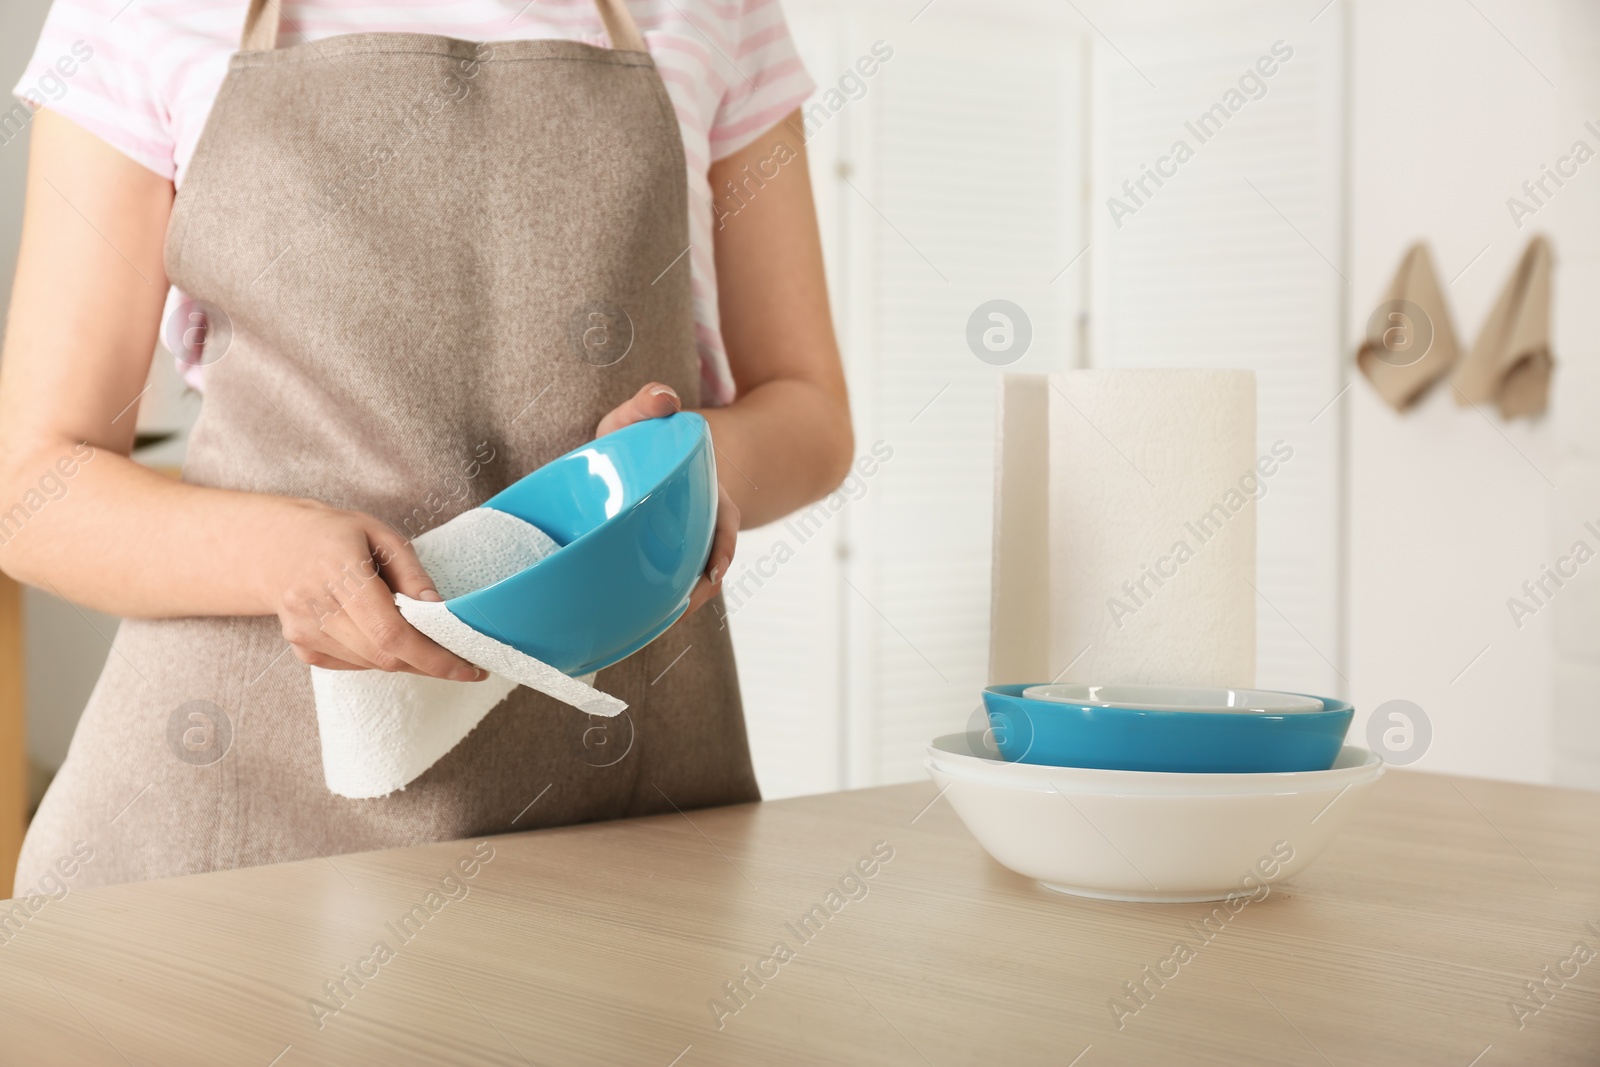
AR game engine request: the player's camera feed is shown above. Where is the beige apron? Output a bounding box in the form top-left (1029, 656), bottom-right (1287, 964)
top-left (15, 0), bottom-right (757, 894)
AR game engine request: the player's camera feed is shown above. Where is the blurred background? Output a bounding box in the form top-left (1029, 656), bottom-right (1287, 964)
top-left (1, 0), bottom-right (1595, 820)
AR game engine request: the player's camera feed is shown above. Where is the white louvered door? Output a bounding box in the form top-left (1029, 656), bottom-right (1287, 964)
top-left (732, 0), bottom-right (1087, 794)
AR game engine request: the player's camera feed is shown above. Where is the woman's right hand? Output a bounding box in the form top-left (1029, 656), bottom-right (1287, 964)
top-left (259, 499), bottom-right (486, 680)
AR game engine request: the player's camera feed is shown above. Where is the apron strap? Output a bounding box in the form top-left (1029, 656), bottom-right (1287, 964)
top-left (239, 0), bottom-right (279, 53)
top-left (593, 0), bottom-right (648, 52)
top-left (239, 0), bottom-right (647, 53)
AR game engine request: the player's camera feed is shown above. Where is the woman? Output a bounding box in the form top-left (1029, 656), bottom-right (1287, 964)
top-left (0, 0), bottom-right (851, 891)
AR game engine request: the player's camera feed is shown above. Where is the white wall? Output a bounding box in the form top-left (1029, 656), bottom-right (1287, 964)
top-left (1346, 0), bottom-right (1598, 786)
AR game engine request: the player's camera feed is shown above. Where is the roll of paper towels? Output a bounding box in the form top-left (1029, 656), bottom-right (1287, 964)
top-left (991, 369), bottom-right (1257, 688)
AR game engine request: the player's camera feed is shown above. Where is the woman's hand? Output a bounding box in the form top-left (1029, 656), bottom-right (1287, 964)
top-left (597, 382), bottom-right (737, 614)
top-left (259, 499), bottom-right (487, 679)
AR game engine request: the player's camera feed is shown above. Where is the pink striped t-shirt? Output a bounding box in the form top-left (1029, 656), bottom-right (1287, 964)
top-left (11, 0), bottom-right (816, 405)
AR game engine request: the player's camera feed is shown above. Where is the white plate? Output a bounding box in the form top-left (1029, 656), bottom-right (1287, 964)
top-left (926, 741), bottom-right (1384, 902)
top-left (1020, 683), bottom-right (1323, 714)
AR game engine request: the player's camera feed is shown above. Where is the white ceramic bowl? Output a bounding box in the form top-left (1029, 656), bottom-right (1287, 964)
top-left (926, 732), bottom-right (1384, 902)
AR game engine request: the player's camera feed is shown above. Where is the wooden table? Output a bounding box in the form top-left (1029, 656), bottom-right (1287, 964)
top-left (1, 770), bottom-right (1596, 1065)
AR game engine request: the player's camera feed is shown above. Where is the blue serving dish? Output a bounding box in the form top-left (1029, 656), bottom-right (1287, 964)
top-left (981, 683), bottom-right (1353, 774)
top-left (445, 412), bottom-right (716, 676)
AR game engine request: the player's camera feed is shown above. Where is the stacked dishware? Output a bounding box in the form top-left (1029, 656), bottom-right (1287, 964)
top-left (926, 684), bottom-right (1383, 902)
top-left (968, 370), bottom-right (1381, 900)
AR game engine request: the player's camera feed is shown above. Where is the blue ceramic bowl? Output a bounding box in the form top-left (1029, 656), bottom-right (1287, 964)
top-left (981, 684), bottom-right (1353, 774)
top-left (445, 412), bottom-right (716, 676)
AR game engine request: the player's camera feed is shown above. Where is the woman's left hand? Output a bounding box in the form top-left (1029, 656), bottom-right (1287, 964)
top-left (597, 382), bottom-right (738, 615)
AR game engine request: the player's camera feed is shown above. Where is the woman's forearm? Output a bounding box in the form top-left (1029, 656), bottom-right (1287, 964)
top-left (0, 439), bottom-right (299, 617)
top-left (697, 378), bottom-right (852, 529)
top-left (0, 434), bottom-right (484, 677)
top-left (704, 110), bottom-right (854, 530)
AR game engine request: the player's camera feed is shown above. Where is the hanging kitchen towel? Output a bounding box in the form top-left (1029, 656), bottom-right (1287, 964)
top-left (990, 369), bottom-right (1258, 688)
top-left (1454, 235), bottom-right (1554, 419)
top-left (1355, 242), bottom-right (1461, 411)
top-left (311, 507), bottom-right (626, 799)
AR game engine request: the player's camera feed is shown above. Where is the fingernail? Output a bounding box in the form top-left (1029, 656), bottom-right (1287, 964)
top-left (710, 557), bottom-right (730, 584)
top-left (451, 665), bottom-right (481, 682)
top-left (418, 588), bottom-right (443, 602)
top-left (650, 385), bottom-right (681, 409)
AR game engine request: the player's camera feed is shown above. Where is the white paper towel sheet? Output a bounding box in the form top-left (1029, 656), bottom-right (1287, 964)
top-left (311, 507), bottom-right (626, 799)
top-left (991, 369), bottom-right (1256, 688)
